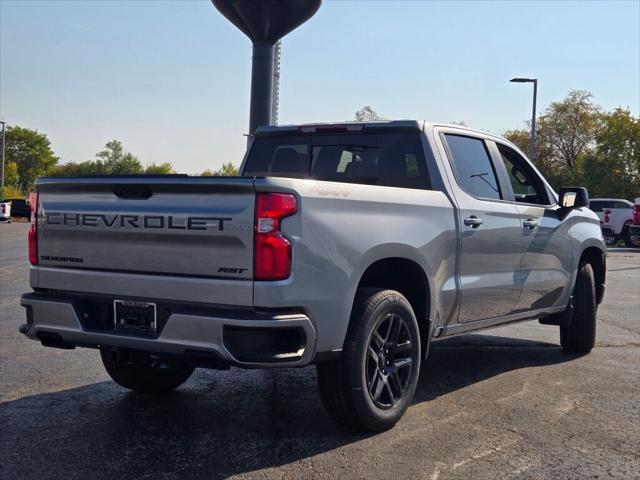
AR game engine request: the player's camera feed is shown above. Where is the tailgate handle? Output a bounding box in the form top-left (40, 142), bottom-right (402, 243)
top-left (113, 185), bottom-right (152, 199)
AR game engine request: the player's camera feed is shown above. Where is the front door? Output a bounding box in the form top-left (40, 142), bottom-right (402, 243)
top-left (492, 143), bottom-right (573, 312)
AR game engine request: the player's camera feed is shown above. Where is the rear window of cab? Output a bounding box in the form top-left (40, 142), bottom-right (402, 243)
top-left (243, 133), bottom-right (430, 190)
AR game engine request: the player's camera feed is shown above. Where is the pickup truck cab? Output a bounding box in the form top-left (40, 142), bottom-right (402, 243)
top-left (2, 198), bottom-right (31, 219)
top-left (20, 121), bottom-right (606, 431)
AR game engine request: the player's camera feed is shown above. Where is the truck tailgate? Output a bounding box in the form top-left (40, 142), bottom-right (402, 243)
top-left (36, 176), bottom-right (255, 284)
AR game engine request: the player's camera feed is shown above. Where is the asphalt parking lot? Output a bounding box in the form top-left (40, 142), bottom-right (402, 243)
top-left (1, 222), bottom-right (639, 480)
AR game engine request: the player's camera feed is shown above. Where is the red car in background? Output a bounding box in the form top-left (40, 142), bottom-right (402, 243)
top-left (630, 197), bottom-right (640, 247)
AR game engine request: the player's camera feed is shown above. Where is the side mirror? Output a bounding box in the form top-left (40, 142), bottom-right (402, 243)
top-left (559, 187), bottom-right (589, 209)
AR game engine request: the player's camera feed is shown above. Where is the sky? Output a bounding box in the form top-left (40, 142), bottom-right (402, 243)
top-left (1, 0), bottom-right (639, 174)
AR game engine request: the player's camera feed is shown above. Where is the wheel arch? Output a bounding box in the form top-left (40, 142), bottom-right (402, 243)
top-left (354, 256), bottom-right (432, 358)
top-left (579, 246), bottom-right (606, 304)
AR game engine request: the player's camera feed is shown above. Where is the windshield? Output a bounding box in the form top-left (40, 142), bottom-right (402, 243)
top-left (243, 133), bottom-right (430, 190)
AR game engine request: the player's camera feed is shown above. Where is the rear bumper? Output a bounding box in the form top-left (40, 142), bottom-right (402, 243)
top-left (20, 292), bottom-right (316, 368)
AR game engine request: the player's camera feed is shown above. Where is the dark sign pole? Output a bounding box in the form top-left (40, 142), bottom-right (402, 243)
top-left (249, 43), bottom-right (275, 134)
top-left (211, 0), bottom-right (322, 137)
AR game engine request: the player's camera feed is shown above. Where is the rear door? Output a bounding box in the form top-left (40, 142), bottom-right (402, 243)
top-left (439, 132), bottom-right (523, 323)
top-left (37, 176), bottom-right (256, 281)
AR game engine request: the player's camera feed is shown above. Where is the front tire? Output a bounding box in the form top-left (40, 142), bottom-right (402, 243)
top-left (100, 347), bottom-right (194, 393)
top-left (560, 263), bottom-right (597, 353)
top-left (317, 288), bottom-right (421, 432)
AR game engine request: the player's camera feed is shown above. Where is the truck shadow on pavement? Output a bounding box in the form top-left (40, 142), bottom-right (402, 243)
top-left (0, 333), bottom-right (581, 480)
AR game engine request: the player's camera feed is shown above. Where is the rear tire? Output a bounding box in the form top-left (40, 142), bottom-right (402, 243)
top-left (317, 288), bottom-right (421, 432)
top-left (100, 348), bottom-right (194, 393)
top-left (622, 222), bottom-right (634, 248)
top-left (560, 263), bottom-right (597, 353)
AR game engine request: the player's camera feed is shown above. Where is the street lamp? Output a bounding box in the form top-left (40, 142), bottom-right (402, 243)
top-left (510, 77), bottom-right (538, 162)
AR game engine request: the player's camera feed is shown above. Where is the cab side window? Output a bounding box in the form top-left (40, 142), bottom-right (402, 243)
top-left (444, 134), bottom-right (502, 200)
top-left (589, 201), bottom-right (605, 212)
top-left (496, 145), bottom-right (549, 205)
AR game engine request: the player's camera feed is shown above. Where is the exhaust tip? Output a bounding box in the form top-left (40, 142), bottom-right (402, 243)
top-left (36, 332), bottom-right (75, 350)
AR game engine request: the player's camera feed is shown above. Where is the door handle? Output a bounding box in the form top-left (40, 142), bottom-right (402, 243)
top-left (523, 219), bottom-right (538, 229)
top-left (464, 215), bottom-right (483, 228)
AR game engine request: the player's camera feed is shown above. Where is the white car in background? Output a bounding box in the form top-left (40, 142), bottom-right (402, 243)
top-left (0, 201), bottom-right (12, 222)
top-left (589, 198), bottom-right (634, 246)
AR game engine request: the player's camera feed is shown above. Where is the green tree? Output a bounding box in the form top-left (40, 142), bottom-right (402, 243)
top-left (201, 162), bottom-right (238, 176)
top-left (504, 127), bottom-right (559, 186)
top-left (354, 105), bottom-right (384, 122)
top-left (216, 162), bottom-right (238, 176)
top-left (145, 162), bottom-right (175, 174)
top-left (95, 140), bottom-right (143, 174)
top-left (3, 161), bottom-right (21, 188)
top-left (505, 90), bottom-right (603, 191)
top-left (537, 90), bottom-right (602, 176)
top-left (503, 128), bottom-right (530, 154)
top-left (1, 185), bottom-right (24, 200)
top-left (49, 162), bottom-right (85, 177)
top-left (1, 161), bottom-right (23, 198)
top-left (582, 108), bottom-right (640, 199)
top-left (5, 126), bottom-right (59, 191)
top-left (49, 140), bottom-right (145, 177)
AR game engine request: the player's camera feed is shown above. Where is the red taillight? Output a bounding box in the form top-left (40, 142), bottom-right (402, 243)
top-left (28, 192), bottom-right (38, 265)
top-left (604, 209), bottom-right (611, 224)
top-left (254, 193), bottom-right (297, 280)
top-left (633, 205), bottom-right (640, 225)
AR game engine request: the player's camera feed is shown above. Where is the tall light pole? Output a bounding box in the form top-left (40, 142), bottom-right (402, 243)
top-left (0, 121), bottom-right (6, 199)
top-left (510, 77), bottom-right (538, 162)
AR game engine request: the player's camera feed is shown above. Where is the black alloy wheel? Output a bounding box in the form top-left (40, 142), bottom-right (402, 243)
top-left (366, 313), bottom-right (415, 409)
top-left (317, 288), bottom-right (422, 431)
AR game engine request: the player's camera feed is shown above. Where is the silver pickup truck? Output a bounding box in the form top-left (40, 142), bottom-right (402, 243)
top-left (20, 121), bottom-right (606, 431)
